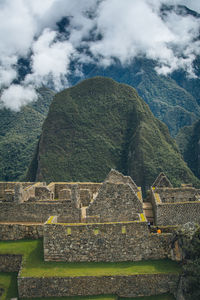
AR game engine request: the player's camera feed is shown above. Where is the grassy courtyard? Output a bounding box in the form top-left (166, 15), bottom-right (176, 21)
top-left (0, 239), bottom-right (179, 299)
top-left (0, 239), bottom-right (181, 278)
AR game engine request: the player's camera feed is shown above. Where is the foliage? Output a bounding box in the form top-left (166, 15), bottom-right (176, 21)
top-left (175, 224), bottom-right (200, 300)
top-left (0, 272), bottom-right (18, 299)
top-left (176, 120), bottom-right (200, 180)
top-left (27, 77), bottom-right (200, 191)
top-left (0, 87), bottom-right (55, 181)
top-left (73, 58), bottom-right (200, 137)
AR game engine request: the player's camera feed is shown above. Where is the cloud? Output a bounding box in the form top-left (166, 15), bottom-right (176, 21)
top-left (0, 0), bottom-right (200, 110)
top-left (25, 28), bottom-right (75, 90)
top-left (88, 0), bottom-right (200, 75)
top-left (0, 84), bottom-right (37, 111)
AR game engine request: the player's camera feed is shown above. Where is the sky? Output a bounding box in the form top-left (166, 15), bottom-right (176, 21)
top-left (0, 0), bottom-right (200, 110)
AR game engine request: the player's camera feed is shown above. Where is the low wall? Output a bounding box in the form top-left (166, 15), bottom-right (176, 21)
top-left (0, 224), bottom-right (43, 240)
top-left (0, 202), bottom-right (81, 223)
top-left (44, 221), bottom-right (172, 262)
top-left (18, 273), bottom-right (179, 298)
top-left (0, 254), bottom-right (22, 272)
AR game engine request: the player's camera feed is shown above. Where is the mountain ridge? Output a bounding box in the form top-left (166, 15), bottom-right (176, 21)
top-left (27, 77), bottom-right (199, 190)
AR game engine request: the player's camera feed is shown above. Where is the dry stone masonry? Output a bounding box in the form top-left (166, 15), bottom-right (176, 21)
top-left (1, 170), bottom-right (200, 298)
top-left (151, 173), bottom-right (200, 226)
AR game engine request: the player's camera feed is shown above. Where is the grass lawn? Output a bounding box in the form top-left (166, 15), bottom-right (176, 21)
top-left (0, 272), bottom-right (18, 299)
top-left (22, 296), bottom-right (116, 300)
top-left (120, 294), bottom-right (175, 300)
top-left (0, 239), bottom-right (181, 278)
top-left (20, 294), bottom-right (175, 300)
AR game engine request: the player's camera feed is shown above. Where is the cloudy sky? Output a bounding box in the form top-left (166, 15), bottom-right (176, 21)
top-left (0, 0), bottom-right (200, 110)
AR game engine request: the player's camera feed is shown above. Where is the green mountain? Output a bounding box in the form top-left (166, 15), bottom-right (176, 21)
top-left (76, 58), bottom-right (200, 137)
top-left (26, 77), bottom-right (199, 190)
top-left (176, 119), bottom-right (200, 180)
top-left (0, 87), bottom-right (55, 181)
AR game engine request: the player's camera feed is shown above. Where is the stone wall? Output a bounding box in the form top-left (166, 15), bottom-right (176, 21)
top-left (151, 188), bottom-right (200, 226)
top-left (87, 182), bottom-right (143, 222)
top-left (0, 254), bottom-right (22, 272)
top-left (35, 186), bottom-right (54, 200)
top-left (0, 182), bottom-right (34, 200)
top-left (53, 183), bottom-right (101, 206)
top-left (156, 187), bottom-right (200, 203)
top-left (0, 202), bottom-right (81, 223)
top-left (44, 220), bottom-right (172, 262)
top-left (155, 202), bottom-right (200, 226)
top-left (18, 273), bottom-right (179, 298)
top-left (0, 224), bottom-right (43, 240)
top-left (105, 169), bottom-right (139, 193)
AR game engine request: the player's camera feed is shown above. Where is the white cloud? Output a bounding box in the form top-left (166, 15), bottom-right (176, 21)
top-left (0, 0), bottom-right (200, 110)
top-left (25, 29), bottom-right (75, 90)
top-left (0, 84), bottom-right (38, 111)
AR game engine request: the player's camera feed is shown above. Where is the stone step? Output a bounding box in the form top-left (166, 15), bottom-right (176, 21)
top-left (143, 202), bottom-right (153, 209)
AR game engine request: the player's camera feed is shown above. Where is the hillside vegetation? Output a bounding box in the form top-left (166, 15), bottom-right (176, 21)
top-left (71, 58), bottom-right (200, 137)
top-left (27, 77), bottom-right (199, 190)
top-left (0, 87), bottom-right (55, 181)
top-left (176, 120), bottom-right (200, 179)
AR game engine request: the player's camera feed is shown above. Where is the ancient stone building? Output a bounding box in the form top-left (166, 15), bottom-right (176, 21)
top-left (1, 170), bottom-right (200, 298)
top-left (151, 173), bottom-right (200, 226)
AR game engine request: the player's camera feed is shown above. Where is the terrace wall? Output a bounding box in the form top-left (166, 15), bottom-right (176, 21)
top-left (44, 220), bottom-right (172, 262)
top-left (0, 224), bottom-right (43, 240)
top-left (18, 273), bottom-right (179, 298)
top-left (0, 254), bottom-right (22, 272)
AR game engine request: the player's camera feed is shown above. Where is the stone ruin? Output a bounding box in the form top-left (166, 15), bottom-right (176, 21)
top-left (151, 173), bottom-right (200, 225)
top-left (1, 170), bottom-right (200, 299)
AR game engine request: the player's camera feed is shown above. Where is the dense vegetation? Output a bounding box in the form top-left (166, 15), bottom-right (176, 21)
top-left (27, 77), bottom-right (199, 190)
top-left (175, 224), bottom-right (200, 300)
top-left (70, 58), bottom-right (200, 137)
top-left (176, 120), bottom-right (200, 179)
top-left (0, 87), bottom-right (55, 181)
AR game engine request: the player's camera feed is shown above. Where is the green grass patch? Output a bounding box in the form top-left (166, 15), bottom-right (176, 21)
top-left (22, 296), bottom-right (116, 300)
top-left (0, 239), bottom-right (181, 278)
top-left (0, 272), bottom-right (18, 300)
top-left (19, 294), bottom-right (175, 300)
top-left (120, 294), bottom-right (175, 300)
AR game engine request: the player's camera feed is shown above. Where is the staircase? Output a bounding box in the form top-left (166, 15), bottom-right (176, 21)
top-left (143, 202), bottom-right (154, 224)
